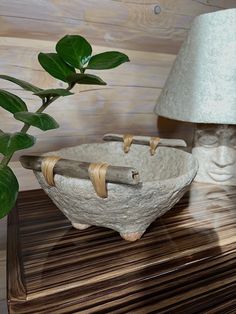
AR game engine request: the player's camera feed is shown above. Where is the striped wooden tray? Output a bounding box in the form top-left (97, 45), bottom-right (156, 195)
top-left (7, 183), bottom-right (236, 313)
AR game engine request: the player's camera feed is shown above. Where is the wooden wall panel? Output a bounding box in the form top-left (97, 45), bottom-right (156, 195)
top-left (0, 37), bottom-right (175, 190)
top-left (0, 1), bottom-right (235, 54)
top-left (1, 2), bottom-right (235, 191)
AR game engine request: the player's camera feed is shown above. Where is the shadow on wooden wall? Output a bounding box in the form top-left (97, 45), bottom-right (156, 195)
top-left (157, 117), bottom-right (195, 150)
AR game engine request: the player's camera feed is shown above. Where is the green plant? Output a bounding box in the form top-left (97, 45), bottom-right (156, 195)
top-left (0, 35), bottom-right (129, 219)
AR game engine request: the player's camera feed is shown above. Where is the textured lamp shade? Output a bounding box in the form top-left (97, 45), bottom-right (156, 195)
top-left (154, 9), bottom-right (236, 124)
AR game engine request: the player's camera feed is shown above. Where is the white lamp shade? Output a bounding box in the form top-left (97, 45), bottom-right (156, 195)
top-left (155, 9), bottom-right (236, 124)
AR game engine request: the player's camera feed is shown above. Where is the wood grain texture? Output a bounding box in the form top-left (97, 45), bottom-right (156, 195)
top-left (0, 36), bottom-right (177, 191)
top-left (0, 250), bottom-right (7, 301)
top-left (0, 1), bottom-right (235, 54)
top-left (1, 0), bottom-right (231, 191)
top-left (7, 206), bottom-right (27, 301)
top-left (7, 183), bottom-right (236, 313)
top-left (0, 218), bottom-right (7, 311)
top-left (0, 300), bottom-right (7, 314)
top-left (0, 37), bottom-right (174, 139)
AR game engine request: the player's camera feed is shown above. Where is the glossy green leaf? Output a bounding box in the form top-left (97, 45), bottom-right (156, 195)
top-left (14, 112), bottom-right (59, 131)
top-left (67, 73), bottom-right (106, 85)
top-left (38, 53), bottom-right (75, 82)
top-left (34, 88), bottom-right (73, 98)
top-left (56, 35), bottom-right (92, 69)
top-left (0, 132), bottom-right (35, 156)
top-left (87, 51), bottom-right (130, 70)
top-left (0, 90), bottom-right (27, 114)
top-left (0, 165), bottom-right (19, 219)
top-left (0, 75), bottom-right (42, 93)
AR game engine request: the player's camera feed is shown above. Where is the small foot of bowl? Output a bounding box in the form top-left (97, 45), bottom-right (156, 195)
top-left (120, 231), bottom-right (144, 242)
top-left (72, 222), bottom-right (91, 230)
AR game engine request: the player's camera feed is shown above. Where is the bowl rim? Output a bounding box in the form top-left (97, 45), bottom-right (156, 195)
top-left (44, 142), bottom-right (198, 187)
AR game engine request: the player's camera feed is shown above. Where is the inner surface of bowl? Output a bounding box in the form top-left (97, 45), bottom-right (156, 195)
top-left (48, 142), bottom-right (196, 183)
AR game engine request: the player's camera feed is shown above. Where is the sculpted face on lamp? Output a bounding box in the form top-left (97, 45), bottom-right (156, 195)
top-left (154, 9), bottom-right (236, 186)
top-left (193, 124), bottom-right (236, 186)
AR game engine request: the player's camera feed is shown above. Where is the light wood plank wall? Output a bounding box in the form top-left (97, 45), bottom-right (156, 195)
top-left (0, 1), bottom-right (235, 191)
top-left (1, 0), bottom-right (236, 54)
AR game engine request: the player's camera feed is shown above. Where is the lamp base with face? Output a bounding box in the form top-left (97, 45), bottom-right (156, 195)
top-left (192, 124), bottom-right (236, 186)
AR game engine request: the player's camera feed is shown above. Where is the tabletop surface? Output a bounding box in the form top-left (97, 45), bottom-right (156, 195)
top-left (7, 184), bottom-right (236, 314)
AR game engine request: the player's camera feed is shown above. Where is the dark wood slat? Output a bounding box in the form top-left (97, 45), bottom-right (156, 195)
top-left (8, 183), bottom-right (236, 313)
top-left (7, 206), bottom-right (27, 301)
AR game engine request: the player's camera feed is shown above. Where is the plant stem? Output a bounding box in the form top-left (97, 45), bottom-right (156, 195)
top-left (20, 95), bottom-right (59, 133)
top-left (0, 85), bottom-right (73, 167)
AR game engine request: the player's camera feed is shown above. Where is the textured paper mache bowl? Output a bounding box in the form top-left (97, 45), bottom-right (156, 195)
top-left (35, 142), bottom-right (198, 241)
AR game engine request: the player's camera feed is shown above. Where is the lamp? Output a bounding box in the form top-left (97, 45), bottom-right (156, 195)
top-left (154, 9), bottom-right (236, 186)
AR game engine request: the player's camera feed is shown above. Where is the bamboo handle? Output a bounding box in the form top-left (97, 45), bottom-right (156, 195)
top-left (103, 133), bottom-right (187, 147)
top-left (20, 155), bottom-right (140, 186)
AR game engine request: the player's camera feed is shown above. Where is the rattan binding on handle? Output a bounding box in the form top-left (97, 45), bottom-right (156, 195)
top-left (88, 162), bottom-right (109, 198)
top-left (41, 157), bottom-right (110, 198)
top-left (41, 156), bottom-right (61, 186)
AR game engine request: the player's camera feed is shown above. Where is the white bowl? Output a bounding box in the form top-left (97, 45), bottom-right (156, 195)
top-left (35, 142), bottom-right (198, 241)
